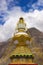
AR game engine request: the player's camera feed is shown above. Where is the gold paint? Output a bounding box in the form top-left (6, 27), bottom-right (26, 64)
top-left (9, 17), bottom-right (35, 64)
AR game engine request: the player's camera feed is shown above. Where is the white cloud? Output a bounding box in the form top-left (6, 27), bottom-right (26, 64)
top-left (0, 0), bottom-right (7, 12)
top-left (0, 6), bottom-right (27, 42)
top-left (25, 10), bottom-right (43, 31)
top-left (32, 0), bottom-right (43, 9)
top-left (0, 0), bottom-right (43, 42)
top-left (0, 7), bottom-right (43, 42)
top-left (38, 0), bottom-right (43, 6)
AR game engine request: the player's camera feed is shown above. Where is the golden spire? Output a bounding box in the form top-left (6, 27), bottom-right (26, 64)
top-left (16, 17), bottom-right (26, 32)
top-left (8, 17), bottom-right (35, 64)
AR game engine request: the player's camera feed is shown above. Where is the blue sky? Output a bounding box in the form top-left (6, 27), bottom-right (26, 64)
top-left (7, 0), bottom-right (43, 11)
top-left (7, 0), bottom-right (37, 12)
top-left (0, 0), bottom-right (43, 25)
top-left (0, 0), bottom-right (43, 41)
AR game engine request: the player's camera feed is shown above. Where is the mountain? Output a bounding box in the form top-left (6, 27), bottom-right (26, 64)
top-left (26, 28), bottom-right (43, 65)
top-left (0, 27), bottom-right (43, 65)
top-left (27, 28), bottom-right (43, 46)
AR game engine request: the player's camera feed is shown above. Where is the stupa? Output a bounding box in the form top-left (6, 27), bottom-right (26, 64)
top-left (9, 17), bottom-right (38, 65)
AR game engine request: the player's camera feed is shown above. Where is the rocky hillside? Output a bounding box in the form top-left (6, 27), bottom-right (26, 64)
top-left (27, 28), bottom-right (43, 65)
top-left (0, 27), bottom-right (43, 65)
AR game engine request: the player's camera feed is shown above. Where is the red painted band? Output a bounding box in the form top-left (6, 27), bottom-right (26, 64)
top-left (9, 64), bottom-right (38, 65)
